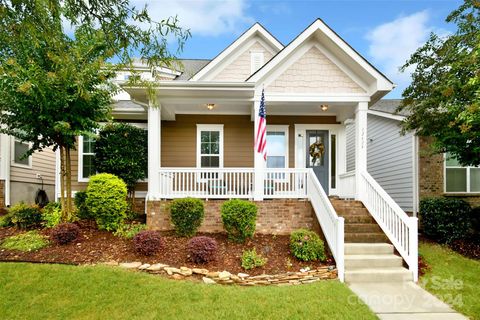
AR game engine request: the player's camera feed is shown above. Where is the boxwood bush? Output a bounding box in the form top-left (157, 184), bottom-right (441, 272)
top-left (170, 198), bottom-right (204, 237)
top-left (419, 197), bottom-right (472, 244)
top-left (290, 229), bottom-right (326, 262)
top-left (74, 191), bottom-right (90, 220)
top-left (9, 202), bottom-right (42, 229)
top-left (85, 173), bottom-right (128, 231)
top-left (221, 199), bottom-right (257, 242)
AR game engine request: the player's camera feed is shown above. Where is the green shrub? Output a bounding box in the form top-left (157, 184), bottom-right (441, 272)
top-left (419, 197), bottom-right (472, 244)
top-left (85, 173), bottom-right (128, 231)
top-left (170, 198), bottom-right (204, 237)
top-left (74, 191), bottom-right (90, 220)
top-left (290, 229), bottom-right (326, 262)
top-left (41, 202), bottom-right (62, 228)
top-left (0, 213), bottom-right (13, 227)
top-left (1, 231), bottom-right (49, 251)
top-left (113, 222), bottom-right (146, 239)
top-left (221, 199), bottom-right (257, 242)
top-left (241, 248), bottom-right (267, 270)
top-left (9, 202), bottom-right (42, 229)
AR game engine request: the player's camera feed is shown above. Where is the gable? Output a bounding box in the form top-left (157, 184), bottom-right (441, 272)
top-left (190, 23), bottom-right (283, 81)
top-left (213, 40), bottom-right (275, 81)
top-left (266, 46), bottom-right (366, 94)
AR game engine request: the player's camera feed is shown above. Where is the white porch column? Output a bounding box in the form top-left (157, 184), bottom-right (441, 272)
top-left (355, 101), bottom-right (368, 200)
top-left (148, 101), bottom-right (161, 199)
top-left (253, 99), bottom-right (265, 201)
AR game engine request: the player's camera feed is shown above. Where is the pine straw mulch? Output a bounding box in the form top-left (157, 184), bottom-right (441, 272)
top-left (0, 221), bottom-right (334, 275)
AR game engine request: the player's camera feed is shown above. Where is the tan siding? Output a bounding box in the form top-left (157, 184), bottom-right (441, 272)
top-left (10, 148), bottom-right (56, 185)
top-left (213, 41), bottom-right (274, 81)
top-left (267, 47), bottom-right (365, 94)
top-left (162, 114), bottom-right (338, 168)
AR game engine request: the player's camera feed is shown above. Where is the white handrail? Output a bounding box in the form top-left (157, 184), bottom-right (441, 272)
top-left (306, 168), bottom-right (344, 282)
top-left (360, 170), bottom-right (418, 282)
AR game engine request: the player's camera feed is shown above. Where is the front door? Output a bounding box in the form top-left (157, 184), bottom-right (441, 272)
top-left (306, 130), bottom-right (329, 193)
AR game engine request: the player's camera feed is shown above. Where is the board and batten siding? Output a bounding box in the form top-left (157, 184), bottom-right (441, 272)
top-left (345, 121), bottom-right (355, 172)
top-left (367, 114), bottom-right (414, 212)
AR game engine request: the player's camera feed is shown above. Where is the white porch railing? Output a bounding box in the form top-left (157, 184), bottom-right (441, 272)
top-left (338, 171), bottom-right (356, 199)
top-left (158, 168), bottom-right (310, 199)
top-left (359, 171), bottom-right (418, 282)
top-left (306, 168), bottom-right (344, 282)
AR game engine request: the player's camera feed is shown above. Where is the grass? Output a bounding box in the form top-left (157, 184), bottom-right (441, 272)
top-left (419, 241), bottom-right (480, 319)
top-left (0, 262), bottom-right (376, 320)
top-left (0, 231), bottom-right (49, 252)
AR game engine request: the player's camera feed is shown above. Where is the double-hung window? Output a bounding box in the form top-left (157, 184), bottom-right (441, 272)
top-left (445, 153), bottom-right (480, 193)
top-left (266, 125), bottom-right (289, 169)
top-left (196, 124), bottom-right (223, 169)
top-left (78, 135), bottom-right (96, 181)
top-left (12, 138), bottom-right (32, 168)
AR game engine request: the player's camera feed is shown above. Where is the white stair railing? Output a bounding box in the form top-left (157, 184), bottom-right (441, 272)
top-left (306, 168), bottom-right (345, 282)
top-left (359, 171), bottom-right (418, 282)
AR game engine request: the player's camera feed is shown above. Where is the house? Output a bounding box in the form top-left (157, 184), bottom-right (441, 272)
top-left (64, 19), bottom-right (426, 283)
top-left (0, 135), bottom-right (56, 207)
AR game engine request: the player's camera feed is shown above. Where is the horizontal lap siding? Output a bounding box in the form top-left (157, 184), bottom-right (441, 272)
top-left (367, 114), bottom-right (414, 212)
top-left (10, 148), bottom-right (56, 185)
top-left (161, 115), bottom-right (338, 168)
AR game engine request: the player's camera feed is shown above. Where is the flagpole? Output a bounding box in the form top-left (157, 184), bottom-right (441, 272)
top-left (253, 86), bottom-right (266, 201)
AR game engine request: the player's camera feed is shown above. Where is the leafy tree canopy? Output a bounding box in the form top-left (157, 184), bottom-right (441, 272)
top-left (398, 0), bottom-right (480, 166)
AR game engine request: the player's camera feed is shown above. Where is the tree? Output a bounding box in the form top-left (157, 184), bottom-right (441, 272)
top-left (398, 0), bottom-right (480, 166)
top-left (0, 0), bottom-right (189, 219)
top-left (93, 123), bottom-right (148, 208)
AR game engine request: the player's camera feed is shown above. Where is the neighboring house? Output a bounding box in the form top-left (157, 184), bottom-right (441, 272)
top-left (62, 19), bottom-right (428, 283)
top-left (0, 135), bottom-right (56, 207)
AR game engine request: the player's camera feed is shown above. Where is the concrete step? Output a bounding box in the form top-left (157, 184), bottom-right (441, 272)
top-left (345, 233), bottom-right (388, 243)
top-left (345, 267), bottom-right (413, 283)
top-left (345, 254), bottom-right (403, 268)
top-left (345, 243), bottom-right (394, 255)
top-left (345, 223), bottom-right (382, 233)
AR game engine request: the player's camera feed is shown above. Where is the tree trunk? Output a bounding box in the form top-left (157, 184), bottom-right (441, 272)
top-left (60, 146), bottom-right (67, 220)
top-left (65, 147), bottom-right (73, 220)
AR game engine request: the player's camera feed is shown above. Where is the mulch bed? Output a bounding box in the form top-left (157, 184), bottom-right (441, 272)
top-left (0, 221), bottom-right (333, 275)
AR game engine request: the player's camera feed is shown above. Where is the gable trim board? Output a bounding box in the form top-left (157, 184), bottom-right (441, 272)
top-left (247, 19), bottom-right (393, 100)
top-left (190, 23), bottom-right (284, 81)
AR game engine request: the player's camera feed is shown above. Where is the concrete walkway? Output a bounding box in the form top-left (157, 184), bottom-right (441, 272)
top-left (348, 282), bottom-right (468, 320)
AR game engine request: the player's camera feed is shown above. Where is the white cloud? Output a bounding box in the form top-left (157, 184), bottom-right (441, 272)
top-left (366, 11), bottom-right (436, 90)
top-left (132, 0), bottom-right (253, 36)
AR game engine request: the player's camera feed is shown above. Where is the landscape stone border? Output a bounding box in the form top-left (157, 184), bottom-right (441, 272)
top-left (112, 261), bottom-right (338, 286)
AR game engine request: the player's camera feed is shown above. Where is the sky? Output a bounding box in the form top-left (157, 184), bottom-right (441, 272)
top-left (135, 0), bottom-right (463, 98)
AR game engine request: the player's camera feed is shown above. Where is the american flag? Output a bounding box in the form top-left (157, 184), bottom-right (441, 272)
top-left (255, 89), bottom-right (267, 161)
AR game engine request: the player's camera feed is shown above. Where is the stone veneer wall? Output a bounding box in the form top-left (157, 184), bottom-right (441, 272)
top-left (419, 137), bottom-right (480, 207)
top-left (147, 199), bottom-right (317, 235)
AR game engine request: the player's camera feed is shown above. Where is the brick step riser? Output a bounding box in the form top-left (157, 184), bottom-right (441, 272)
top-left (345, 225), bottom-right (382, 233)
top-left (335, 208), bottom-right (370, 216)
top-left (342, 216), bottom-right (376, 224)
top-left (345, 234), bottom-right (389, 243)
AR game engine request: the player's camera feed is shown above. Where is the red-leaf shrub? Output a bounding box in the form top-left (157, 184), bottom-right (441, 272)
top-left (187, 236), bottom-right (218, 264)
top-left (133, 230), bottom-right (163, 256)
top-left (51, 223), bottom-right (80, 245)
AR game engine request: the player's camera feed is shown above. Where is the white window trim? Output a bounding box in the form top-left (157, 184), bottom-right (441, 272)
top-left (266, 125), bottom-right (289, 169)
top-left (196, 124), bottom-right (224, 169)
top-left (11, 137), bottom-right (32, 169)
top-left (78, 135), bottom-right (95, 183)
top-left (444, 153), bottom-right (480, 194)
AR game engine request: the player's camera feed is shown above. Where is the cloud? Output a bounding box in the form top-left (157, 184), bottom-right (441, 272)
top-left (132, 0), bottom-right (253, 37)
top-left (365, 11), bottom-right (439, 90)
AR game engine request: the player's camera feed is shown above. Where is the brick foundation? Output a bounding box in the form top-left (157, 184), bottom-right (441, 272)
top-left (419, 137), bottom-right (480, 207)
top-left (147, 199), bottom-right (317, 235)
top-left (0, 180), bottom-right (5, 208)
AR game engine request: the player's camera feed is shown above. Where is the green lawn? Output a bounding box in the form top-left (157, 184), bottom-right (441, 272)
top-left (0, 263), bottom-right (375, 320)
top-left (420, 241), bottom-right (480, 319)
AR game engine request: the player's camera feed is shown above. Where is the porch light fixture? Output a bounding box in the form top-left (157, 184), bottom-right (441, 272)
top-left (320, 104), bottom-right (329, 111)
top-left (207, 103), bottom-right (215, 110)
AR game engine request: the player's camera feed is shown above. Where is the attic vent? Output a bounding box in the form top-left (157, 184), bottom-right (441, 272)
top-left (251, 52), bottom-right (264, 75)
